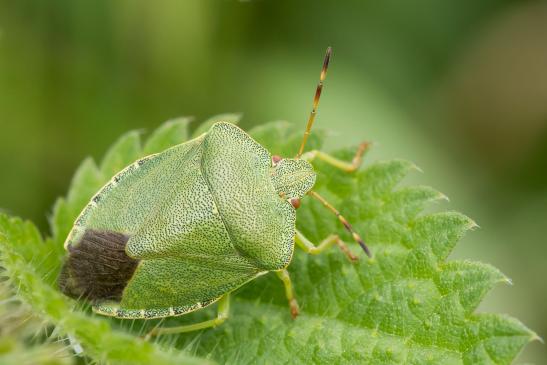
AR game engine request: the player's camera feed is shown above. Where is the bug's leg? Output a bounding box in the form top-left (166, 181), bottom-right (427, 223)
top-left (307, 190), bottom-right (372, 257)
top-left (301, 141), bottom-right (369, 173)
top-left (295, 229), bottom-right (358, 262)
top-left (275, 269), bottom-right (299, 319)
top-left (145, 294), bottom-right (230, 338)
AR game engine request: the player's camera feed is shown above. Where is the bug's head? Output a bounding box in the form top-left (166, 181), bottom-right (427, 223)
top-left (269, 48), bottom-right (331, 209)
top-left (271, 157), bottom-right (316, 206)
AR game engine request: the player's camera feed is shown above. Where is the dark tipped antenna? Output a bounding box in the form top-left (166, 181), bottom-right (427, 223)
top-left (296, 47), bottom-right (332, 158)
top-left (307, 191), bottom-right (371, 257)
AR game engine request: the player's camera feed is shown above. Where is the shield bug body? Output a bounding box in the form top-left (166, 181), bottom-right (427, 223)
top-left (59, 47), bottom-right (371, 337)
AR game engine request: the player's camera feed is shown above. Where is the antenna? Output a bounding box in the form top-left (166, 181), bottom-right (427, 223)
top-left (296, 47), bottom-right (332, 158)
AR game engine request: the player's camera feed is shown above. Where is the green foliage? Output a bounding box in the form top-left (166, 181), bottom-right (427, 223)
top-left (0, 116), bottom-right (537, 364)
top-left (0, 279), bottom-right (74, 365)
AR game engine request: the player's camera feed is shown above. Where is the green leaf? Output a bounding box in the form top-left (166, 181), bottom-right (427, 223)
top-left (0, 117), bottom-right (537, 364)
top-left (100, 131), bottom-right (142, 177)
top-left (143, 116), bottom-right (193, 155)
top-left (250, 120), bottom-right (325, 156)
top-left (0, 275), bottom-right (74, 365)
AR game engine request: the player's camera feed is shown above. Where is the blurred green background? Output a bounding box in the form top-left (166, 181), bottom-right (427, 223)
top-left (0, 0), bottom-right (545, 362)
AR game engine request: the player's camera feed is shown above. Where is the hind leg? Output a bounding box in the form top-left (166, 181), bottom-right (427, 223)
top-left (145, 294), bottom-right (230, 338)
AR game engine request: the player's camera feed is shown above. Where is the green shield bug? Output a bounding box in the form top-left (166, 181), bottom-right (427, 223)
top-left (58, 47), bottom-right (371, 337)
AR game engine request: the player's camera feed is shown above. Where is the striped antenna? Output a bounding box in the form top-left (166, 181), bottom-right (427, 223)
top-left (307, 190), bottom-right (371, 257)
top-left (296, 47), bottom-right (332, 158)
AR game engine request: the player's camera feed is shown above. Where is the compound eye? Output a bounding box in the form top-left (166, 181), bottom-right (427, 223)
top-left (290, 198), bottom-right (301, 209)
top-left (272, 155), bottom-right (282, 165)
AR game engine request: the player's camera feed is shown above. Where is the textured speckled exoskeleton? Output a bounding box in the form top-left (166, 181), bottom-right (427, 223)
top-left (58, 47), bottom-right (371, 337)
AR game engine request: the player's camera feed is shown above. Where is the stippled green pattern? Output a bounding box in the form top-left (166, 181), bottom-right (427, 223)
top-left (271, 158), bottom-right (316, 200)
top-left (121, 257), bottom-right (261, 309)
top-left (64, 121), bottom-right (300, 312)
top-left (66, 136), bottom-right (206, 252)
top-left (0, 117), bottom-right (535, 364)
top-left (202, 123), bottom-right (296, 271)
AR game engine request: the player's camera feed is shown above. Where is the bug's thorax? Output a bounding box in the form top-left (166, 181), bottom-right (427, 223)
top-left (270, 157), bottom-right (316, 201)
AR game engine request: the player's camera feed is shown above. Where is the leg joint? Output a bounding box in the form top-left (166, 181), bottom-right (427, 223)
top-left (215, 313), bottom-right (228, 326)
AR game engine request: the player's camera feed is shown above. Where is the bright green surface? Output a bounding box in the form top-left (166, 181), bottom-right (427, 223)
top-left (66, 121), bottom-right (300, 312)
top-left (0, 1), bottom-right (545, 362)
top-left (0, 120), bottom-right (536, 364)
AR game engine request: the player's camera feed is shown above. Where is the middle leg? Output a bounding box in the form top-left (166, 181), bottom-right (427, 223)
top-left (307, 191), bottom-right (371, 257)
top-left (295, 229), bottom-right (358, 262)
top-left (275, 269), bottom-right (299, 319)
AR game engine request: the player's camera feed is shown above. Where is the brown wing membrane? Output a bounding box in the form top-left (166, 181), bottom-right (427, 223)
top-left (58, 229), bottom-right (139, 301)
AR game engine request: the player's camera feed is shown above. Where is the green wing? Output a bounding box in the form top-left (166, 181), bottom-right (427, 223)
top-left (65, 133), bottom-right (262, 310)
top-left (67, 135), bottom-right (233, 259)
top-left (120, 255), bottom-right (261, 309)
top-left (201, 122), bottom-right (296, 271)
top-left (66, 136), bottom-right (206, 251)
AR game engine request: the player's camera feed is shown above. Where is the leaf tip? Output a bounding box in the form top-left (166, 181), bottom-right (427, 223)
top-left (436, 191), bottom-right (450, 202)
top-left (410, 162), bottom-right (423, 173)
top-left (467, 219), bottom-right (480, 230)
top-left (165, 115), bottom-right (194, 125)
top-left (501, 275), bottom-right (513, 286)
top-left (533, 332), bottom-right (544, 344)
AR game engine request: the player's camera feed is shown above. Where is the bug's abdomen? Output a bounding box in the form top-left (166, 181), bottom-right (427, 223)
top-left (58, 229), bottom-right (139, 301)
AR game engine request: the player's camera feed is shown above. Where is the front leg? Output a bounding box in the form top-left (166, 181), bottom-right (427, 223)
top-left (301, 142), bottom-right (369, 173)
